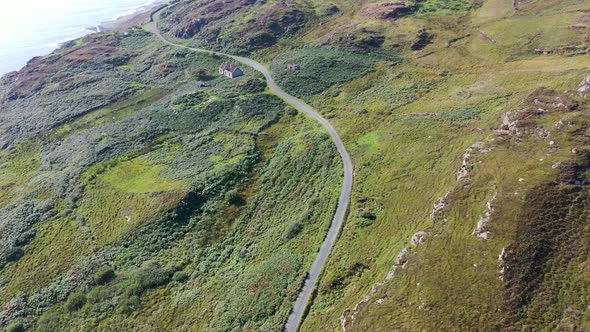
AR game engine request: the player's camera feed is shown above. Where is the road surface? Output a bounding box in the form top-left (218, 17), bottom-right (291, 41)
top-left (147, 10), bottom-right (353, 332)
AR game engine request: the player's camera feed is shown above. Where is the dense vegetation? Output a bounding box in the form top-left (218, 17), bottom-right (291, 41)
top-left (269, 47), bottom-right (398, 97)
top-left (0, 27), bottom-right (340, 330)
top-left (2, 0), bottom-right (590, 330)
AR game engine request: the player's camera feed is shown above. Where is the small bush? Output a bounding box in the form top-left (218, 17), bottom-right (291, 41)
top-left (285, 106), bottom-right (298, 115)
top-left (324, 89), bottom-right (341, 98)
top-left (265, 20), bottom-right (280, 31)
top-left (239, 78), bottom-right (267, 94)
top-left (358, 211), bottom-right (377, 228)
top-left (66, 292), bottom-right (87, 312)
top-left (37, 311), bottom-right (64, 332)
top-left (135, 262), bottom-right (171, 291)
top-left (441, 106), bottom-right (484, 122)
top-left (87, 285), bottom-right (113, 304)
top-left (6, 321), bottom-right (25, 332)
top-left (225, 190), bottom-right (243, 205)
top-left (360, 211), bottom-right (377, 220)
top-left (116, 295), bottom-right (141, 315)
top-left (92, 266), bottom-right (115, 285)
top-left (284, 221), bottom-right (303, 240)
top-left (4, 247), bottom-right (24, 264)
top-left (358, 218), bottom-right (376, 228)
top-left (173, 271), bottom-right (190, 283)
top-left (123, 280), bottom-right (143, 297)
top-left (194, 68), bottom-right (208, 80)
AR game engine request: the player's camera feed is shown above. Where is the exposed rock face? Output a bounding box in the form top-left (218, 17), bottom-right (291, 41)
top-left (411, 231), bottom-right (428, 245)
top-left (395, 246), bottom-right (411, 266)
top-left (457, 141), bottom-right (492, 181)
top-left (495, 87), bottom-right (579, 140)
top-left (324, 5), bottom-right (340, 16)
top-left (322, 22), bottom-right (387, 49)
top-left (168, 0), bottom-right (257, 39)
top-left (472, 194), bottom-right (497, 240)
top-left (361, 2), bottom-right (411, 20)
top-left (340, 244), bottom-right (415, 332)
top-left (430, 192), bottom-right (449, 218)
top-left (578, 74), bottom-right (590, 96)
top-left (164, 0), bottom-right (306, 53)
top-left (411, 30), bottom-right (433, 51)
top-left (175, 18), bottom-right (209, 39)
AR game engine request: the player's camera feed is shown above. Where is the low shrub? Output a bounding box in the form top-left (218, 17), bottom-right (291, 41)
top-left (134, 262), bottom-right (172, 291)
top-left (87, 285), bottom-right (113, 304)
top-left (239, 78), bottom-right (267, 94)
top-left (92, 266), bottom-right (115, 285)
top-left (285, 106), bottom-right (298, 115)
top-left (5, 247), bottom-right (24, 263)
top-left (360, 211), bottom-right (377, 220)
top-left (284, 221), bottom-right (303, 240)
top-left (116, 295), bottom-right (141, 315)
top-left (6, 321), bottom-right (25, 332)
top-left (172, 271), bottom-right (190, 283)
top-left (66, 292), bottom-right (87, 312)
top-left (225, 190), bottom-right (242, 205)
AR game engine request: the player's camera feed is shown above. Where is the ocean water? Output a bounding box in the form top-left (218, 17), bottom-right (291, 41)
top-left (0, 0), bottom-right (164, 75)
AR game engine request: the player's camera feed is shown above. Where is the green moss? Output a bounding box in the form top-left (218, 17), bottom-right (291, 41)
top-left (356, 131), bottom-right (380, 148)
top-left (100, 158), bottom-right (185, 194)
top-left (0, 139), bottom-right (42, 207)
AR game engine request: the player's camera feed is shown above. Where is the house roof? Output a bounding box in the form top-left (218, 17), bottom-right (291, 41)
top-left (219, 62), bottom-right (241, 72)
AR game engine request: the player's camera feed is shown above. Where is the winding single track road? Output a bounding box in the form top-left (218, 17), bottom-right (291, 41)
top-left (147, 9), bottom-right (353, 332)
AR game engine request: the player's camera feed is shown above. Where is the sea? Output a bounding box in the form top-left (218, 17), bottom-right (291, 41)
top-left (0, 0), bottom-right (166, 76)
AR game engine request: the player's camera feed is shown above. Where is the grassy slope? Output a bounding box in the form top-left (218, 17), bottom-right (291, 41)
top-left (2, 0), bottom-right (590, 330)
top-left (159, 0), bottom-right (590, 329)
top-left (0, 25), bottom-right (341, 331)
top-left (293, 0), bottom-right (590, 330)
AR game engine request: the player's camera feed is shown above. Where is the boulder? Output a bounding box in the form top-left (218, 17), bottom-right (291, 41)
top-left (411, 231), bottom-right (427, 246)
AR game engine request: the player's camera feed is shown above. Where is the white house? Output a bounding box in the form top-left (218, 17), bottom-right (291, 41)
top-left (219, 62), bottom-right (243, 79)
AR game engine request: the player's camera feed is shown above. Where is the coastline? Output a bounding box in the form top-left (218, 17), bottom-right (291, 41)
top-left (100, 0), bottom-right (169, 31)
top-left (0, 0), bottom-right (170, 76)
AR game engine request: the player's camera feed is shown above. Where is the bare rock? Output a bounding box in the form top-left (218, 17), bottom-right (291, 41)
top-left (395, 247), bottom-right (411, 266)
top-left (578, 74), bottom-right (590, 96)
top-left (411, 231), bottom-right (427, 246)
top-left (430, 193), bottom-right (449, 218)
top-left (473, 193), bottom-right (496, 239)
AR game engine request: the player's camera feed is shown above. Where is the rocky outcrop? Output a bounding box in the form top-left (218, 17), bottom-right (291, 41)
top-left (411, 231), bottom-right (428, 245)
top-left (361, 2), bottom-right (413, 20)
top-left (175, 18), bottom-right (209, 39)
top-left (457, 141), bottom-right (492, 181)
top-left (495, 87), bottom-right (580, 140)
top-left (411, 30), bottom-right (433, 51)
top-left (430, 192), bottom-right (449, 218)
top-left (165, 0), bottom-right (307, 54)
top-left (167, 0), bottom-right (257, 39)
top-left (472, 193), bottom-right (497, 240)
top-left (578, 74), bottom-right (590, 97)
top-left (324, 5), bottom-right (340, 16)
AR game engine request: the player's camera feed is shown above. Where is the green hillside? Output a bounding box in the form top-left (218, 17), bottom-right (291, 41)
top-left (1, 0), bottom-right (590, 331)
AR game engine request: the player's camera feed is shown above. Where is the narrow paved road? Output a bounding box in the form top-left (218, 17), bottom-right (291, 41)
top-left (148, 9), bottom-right (353, 332)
